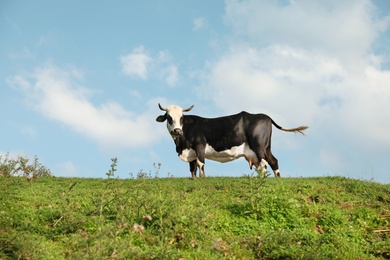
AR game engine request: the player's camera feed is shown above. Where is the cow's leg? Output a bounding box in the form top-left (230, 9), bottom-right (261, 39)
top-left (251, 146), bottom-right (267, 177)
top-left (195, 144), bottom-right (206, 178)
top-left (197, 159), bottom-right (206, 178)
top-left (189, 160), bottom-right (197, 179)
top-left (265, 151), bottom-right (280, 177)
top-left (259, 159), bottom-right (268, 177)
top-left (250, 140), bottom-right (268, 177)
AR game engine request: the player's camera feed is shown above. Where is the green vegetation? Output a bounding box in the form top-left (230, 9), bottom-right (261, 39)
top-left (0, 161), bottom-right (389, 259)
top-left (0, 154), bottom-right (52, 178)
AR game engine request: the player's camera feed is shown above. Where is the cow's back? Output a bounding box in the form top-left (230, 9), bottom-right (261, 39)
top-left (182, 112), bottom-right (272, 152)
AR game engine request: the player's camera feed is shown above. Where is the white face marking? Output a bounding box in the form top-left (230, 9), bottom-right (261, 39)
top-left (165, 105), bottom-right (184, 137)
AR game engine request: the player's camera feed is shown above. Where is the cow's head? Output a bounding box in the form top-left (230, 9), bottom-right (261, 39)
top-left (156, 103), bottom-right (194, 138)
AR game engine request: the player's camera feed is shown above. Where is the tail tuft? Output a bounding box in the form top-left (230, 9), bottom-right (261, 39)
top-left (271, 119), bottom-right (308, 135)
top-left (282, 125), bottom-right (309, 135)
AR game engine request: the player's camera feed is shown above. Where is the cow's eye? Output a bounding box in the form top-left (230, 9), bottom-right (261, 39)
top-left (167, 115), bottom-right (173, 125)
top-left (180, 116), bottom-right (183, 125)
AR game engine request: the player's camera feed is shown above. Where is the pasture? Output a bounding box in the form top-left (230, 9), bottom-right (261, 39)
top-left (1, 174), bottom-right (390, 259)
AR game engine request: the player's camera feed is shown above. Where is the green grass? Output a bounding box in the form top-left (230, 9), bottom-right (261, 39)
top-left (1, 175), bottom-right (389, 259)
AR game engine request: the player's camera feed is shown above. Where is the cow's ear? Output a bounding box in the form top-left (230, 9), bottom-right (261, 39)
top-left (156, 114), bottom-right (167, 122)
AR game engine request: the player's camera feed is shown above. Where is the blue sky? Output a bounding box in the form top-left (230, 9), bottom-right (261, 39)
top-left (1, 0), bottom-right (390, 183)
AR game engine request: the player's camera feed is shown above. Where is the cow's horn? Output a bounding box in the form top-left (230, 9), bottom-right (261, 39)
top-left (183, 105), bottom-right (194, 112)
top-left (158, 103), bottom-right (168, 111)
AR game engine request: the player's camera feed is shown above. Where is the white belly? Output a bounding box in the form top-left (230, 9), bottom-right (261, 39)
top-left (179, 143), bottom-right (258, 164)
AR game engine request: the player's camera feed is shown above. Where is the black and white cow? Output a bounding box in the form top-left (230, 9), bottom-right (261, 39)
top-left (156, 104), bottom-right (308, 179)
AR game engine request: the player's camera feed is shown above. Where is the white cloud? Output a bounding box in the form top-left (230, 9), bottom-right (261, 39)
top-left (157, 50), bottom-right (172, 62)
top-left (19, 125), bottom-right (37, 138)
top-left (121, 47), bottom-right (179, 86)
top-left (120, 46), bottom-right (151, 79)
top-left (203, 0), bottom-right (390, 177)
top-left (225, 1), bottom-right (384, 56)
top-left (163, 65), bottom-right (179, 87)
top-left (8, 65), bottom-right (165, 149)
top-left (207, 45), bottom-right (347, 123)
top-left (193, 17), bottom-right (206, 31)
top-left (156, 51), bottom-right (179, 86)
top-left (8, 47), bottom-right (35, 60)
top-left (55, 162), bottom-right (78, 177)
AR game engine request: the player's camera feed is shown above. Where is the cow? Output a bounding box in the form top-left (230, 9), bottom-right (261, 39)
top-left (156, 104), bottom-right (308, 179)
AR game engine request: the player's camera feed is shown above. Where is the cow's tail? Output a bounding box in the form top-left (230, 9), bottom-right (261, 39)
top-left (271, 119), bottom-right (308, 135)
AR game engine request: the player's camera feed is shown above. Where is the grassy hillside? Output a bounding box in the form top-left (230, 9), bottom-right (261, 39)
top-left (1, 175), bottom-right (389, 259)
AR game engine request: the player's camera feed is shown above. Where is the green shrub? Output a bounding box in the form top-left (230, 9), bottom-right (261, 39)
top-left (0, 153), bottom-right (53, 177)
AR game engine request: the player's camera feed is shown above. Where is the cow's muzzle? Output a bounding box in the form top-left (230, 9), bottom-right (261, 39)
top-left (171, 128), bottom-right (183, 137)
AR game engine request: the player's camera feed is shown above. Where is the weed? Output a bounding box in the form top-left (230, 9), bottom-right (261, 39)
top-left (0, 154), bottom-right (18, 176)
top-left (0, 153), bottom-right (52, 178)
top-left (106, 157), bottom-right (117, 179)
top-left (241, 171), bottom-right (269, 220)
top-left (153, 162), bottom-right (161, 178)
top-left (129, 162), bottom-right (162, 179)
